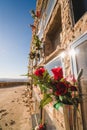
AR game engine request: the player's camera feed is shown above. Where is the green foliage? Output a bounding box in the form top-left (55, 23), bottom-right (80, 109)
top-left (29, 51), bottom-right (36, 59)
top-left (54, 102), bottom-right (63, 110)
top-left (30, 10), bottom-right (36, 19)
top-left (33, 35), bottom-right (42, 49)
top-left (40, 94), bottom-right (52, 108)
top-left (32, 69), bottom-right (53, 108)
top-left (32, 70), bottom-right (51, 93)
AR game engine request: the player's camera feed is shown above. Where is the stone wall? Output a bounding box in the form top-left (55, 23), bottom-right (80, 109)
top-left (42, 0), bottom-right (87, 76)
top-left (33, 0), bottom-right (87, 129)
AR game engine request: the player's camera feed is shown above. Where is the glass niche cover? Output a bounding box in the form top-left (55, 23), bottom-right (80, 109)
top-left (71, 32), bottom-right (87, 130)
top-left (45, 56), bottom-right (63, 75)
top-left (71, 32), bottom-right (87, 78)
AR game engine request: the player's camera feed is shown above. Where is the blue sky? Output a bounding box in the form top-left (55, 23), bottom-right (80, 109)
top-left (0, 0), bottom-right (36, 78)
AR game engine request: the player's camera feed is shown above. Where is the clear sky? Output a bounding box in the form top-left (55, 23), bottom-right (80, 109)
top-left (0, 0), bottom-right (36, 78)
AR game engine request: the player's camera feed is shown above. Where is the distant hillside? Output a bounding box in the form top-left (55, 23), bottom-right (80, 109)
top-left (0, 78), bottom-right (29, 83)
top-left (0, 78), bottom-right (29, 88)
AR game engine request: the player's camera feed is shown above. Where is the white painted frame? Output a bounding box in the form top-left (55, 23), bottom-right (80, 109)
top-left (45, 54), bottom-right (65, 76)
top-left (70, 31), bottom-right (87, 78)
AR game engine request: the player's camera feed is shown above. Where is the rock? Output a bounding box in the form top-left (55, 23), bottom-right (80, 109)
top-left (0, 109), bottom-right (6, 113)
top-left (25, 104), bottom-right (29, 107)
top-left (11, 100), bottom-right (15, 102)
top-left (1, 112), bottom-right (8, 117)
top-left (5, 123), bottom-right (8, 126)
top-left (25, 100), bottom-right (28, 103)
top-left (10, 120), bottom-right (15, 125)
top-left (23, 100), bottom-right (25, 102)
top-left (16, 99), bottom-right (19, 102)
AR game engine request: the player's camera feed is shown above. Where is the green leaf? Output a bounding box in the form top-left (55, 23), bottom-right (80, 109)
top-left (41, 84), bottom-right (47, 92)
top-left (40, 94), bottom-right (52, 108)
top-left (43, 71), bottom-right (47, 78)
top-left (30, 10), bottom-right (36, 19)
top-left (54, 102), bottom-right (63, 110)
top-left (59, 96), bottom-right (63, 101)
top-left (33, 35), bottom-right (42, 48)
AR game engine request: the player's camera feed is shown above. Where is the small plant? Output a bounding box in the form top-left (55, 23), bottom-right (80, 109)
top-left (30, 24), bottom-right (36, 31)
top-left (36, 53), bottom-right (40, 59)
top-left (33, 35), bottom-right (42, 49)
top-left (34, 123), bottom-right (46, 130)
top-left (30, 10), bottom-right (41, 19)
top-left (29, 51), bottom-right (36, 59)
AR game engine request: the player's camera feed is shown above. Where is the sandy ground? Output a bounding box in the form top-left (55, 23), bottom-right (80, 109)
top-left (0, 85), bottom-right (32, 130)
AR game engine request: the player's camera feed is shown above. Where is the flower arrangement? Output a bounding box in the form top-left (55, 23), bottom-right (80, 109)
top-left (29, 51), bottom-right (36, 59)
top-left (33, 67), bottom-right (80, 110)
top-left (29, 9), bottom-right (44, 62)
top-left (33, 35), bottom-right (42, 50)
top-left (30, 10), bottom-right (41, 19)
top-left (30, 24), bottom-right (36, 31)
top-left (34, 123), bottom-right (46, 130)
top-left (29, 49), bottom-right (41, 60)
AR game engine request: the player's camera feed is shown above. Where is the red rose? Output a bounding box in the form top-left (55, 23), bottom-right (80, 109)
top-left (51, 67), bottom-right (63, 80)
top-left (34, 67), bottom-right (45, 77)
top-left (36, 11), bottom-right (41, 18)
top-left (55, 82), bottom-right (68, 96)
top-left (70, 86), bottom-right (77, 91)
top-left (39, 124), bottom-right (44, 130)
top-left (30, 24), bottom-right (36, 31)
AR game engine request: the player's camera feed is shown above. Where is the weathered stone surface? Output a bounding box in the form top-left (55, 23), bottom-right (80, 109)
top-left (30, 0), bottom-right (87, 129)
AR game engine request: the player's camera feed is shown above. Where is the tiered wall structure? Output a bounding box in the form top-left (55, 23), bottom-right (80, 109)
top-left (29, 0), bottom-right (87, 129)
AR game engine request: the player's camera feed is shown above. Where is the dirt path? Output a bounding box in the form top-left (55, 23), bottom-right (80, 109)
top-left (0, 85), bottom-right (32, 130)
